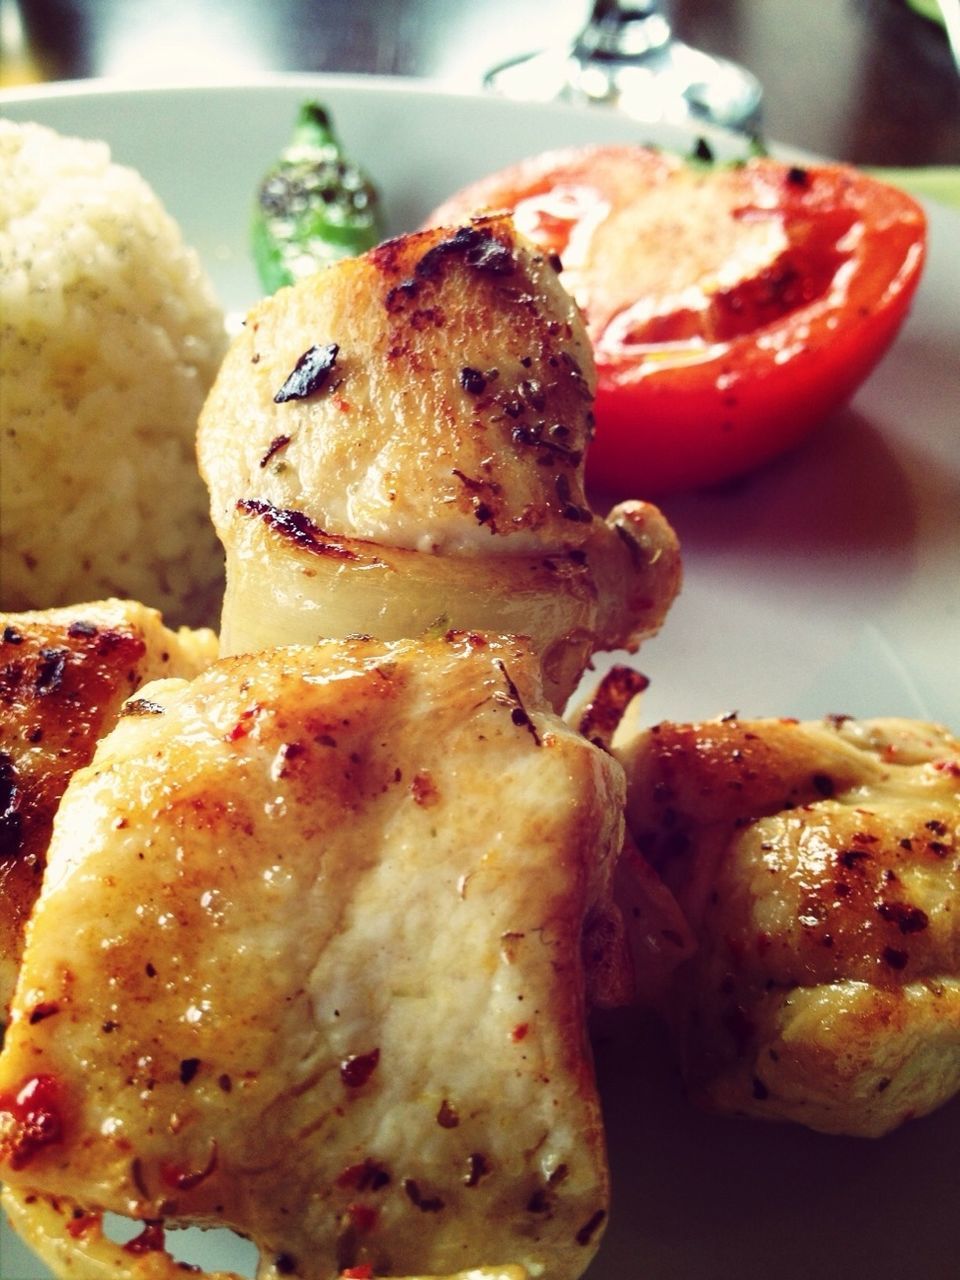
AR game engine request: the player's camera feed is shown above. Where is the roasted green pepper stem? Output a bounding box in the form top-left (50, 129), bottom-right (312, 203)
top-left (252, 101), bottom-right (384, 293)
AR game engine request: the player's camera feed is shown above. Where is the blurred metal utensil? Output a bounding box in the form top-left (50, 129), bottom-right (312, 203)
top-left (484, 0), bottom-right (763, 133)
top-left (937, 0), bottom-right (960, 72)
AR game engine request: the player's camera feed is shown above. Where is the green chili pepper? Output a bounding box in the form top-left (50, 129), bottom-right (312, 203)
top-left (252, 101), bottom-right (384, 293)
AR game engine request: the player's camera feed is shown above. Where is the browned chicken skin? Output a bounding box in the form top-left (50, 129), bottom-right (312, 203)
top-left (612, 713), bottom-right (960, 1137)
top-left (0, 599), bottom-right (216, 1015)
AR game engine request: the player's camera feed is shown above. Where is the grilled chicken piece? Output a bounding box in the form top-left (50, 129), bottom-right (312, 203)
top-left (0, 633), bottom-right (625, 1279)
top-left (612, 714), bottom-right (960, 1137)
top-left (0, 599), bottom-right (216, 1015)
top-left (198, 215), bottom-right (680, 710)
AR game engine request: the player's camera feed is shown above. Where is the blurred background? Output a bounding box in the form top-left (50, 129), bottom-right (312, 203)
top-left (2, 0), bottom-right (959, 166)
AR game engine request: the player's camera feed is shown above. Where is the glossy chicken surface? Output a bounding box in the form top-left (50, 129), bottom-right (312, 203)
top-left (0, 633), bottom-right (625, 1278)
top-left (0, 599), bottom-right (217, 1015)
top-left (198, 215), bottom-right (680, 709)
top-left (201, 215), bottom-right (599, 557)
top-left (613, 714), bottom-right (960, 1137)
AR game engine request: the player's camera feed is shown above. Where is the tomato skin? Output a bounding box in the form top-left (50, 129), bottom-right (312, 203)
top-left (428, 147), bottom-right (927, 496)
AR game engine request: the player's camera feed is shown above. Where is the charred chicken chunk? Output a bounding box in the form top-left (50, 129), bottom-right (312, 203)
top-left (0, 633), bottom-right (625, 1278)
top-left (612, 713), bottom-right (960, 1137)
top-left (198, 215), bottom-right (680, 709)
top-left (0, 599), bottom-right (216, 1015)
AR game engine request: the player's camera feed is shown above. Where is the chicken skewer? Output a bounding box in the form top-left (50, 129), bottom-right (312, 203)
top-left (1, 214), bottom-right (674, 1279)
top-left (198, 214), bottom-right (680, 711)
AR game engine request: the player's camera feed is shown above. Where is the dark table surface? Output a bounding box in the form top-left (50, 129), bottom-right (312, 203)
top-left (4, 0), bottom-right (959, 167)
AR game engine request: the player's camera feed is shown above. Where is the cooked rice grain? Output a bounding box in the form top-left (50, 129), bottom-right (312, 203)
top-left (0, 120), bottom-right (228, 627)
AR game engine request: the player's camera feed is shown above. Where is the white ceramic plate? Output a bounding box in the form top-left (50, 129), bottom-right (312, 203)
top-left (1, 74), bottom-right (958, 1280)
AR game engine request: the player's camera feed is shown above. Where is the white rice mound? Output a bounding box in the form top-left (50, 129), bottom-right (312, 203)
top-left (0, 119), bottom-right (228, 628)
